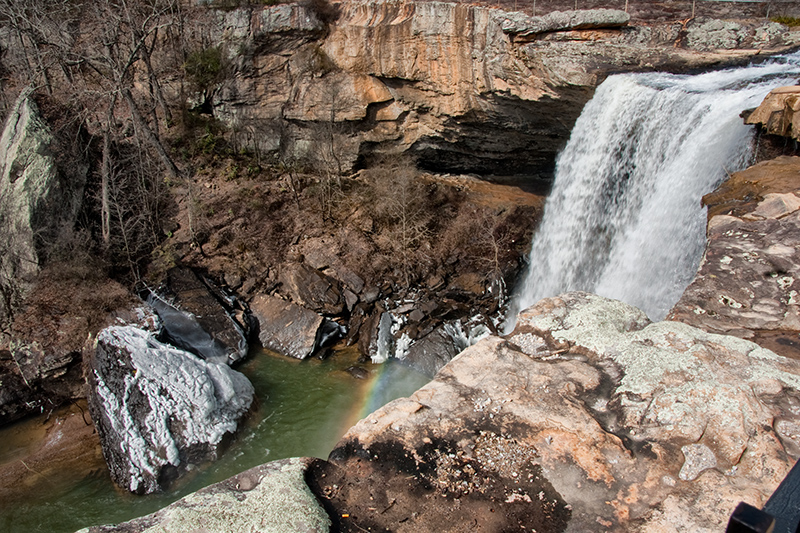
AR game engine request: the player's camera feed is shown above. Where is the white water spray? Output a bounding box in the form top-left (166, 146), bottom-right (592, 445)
top-left (512, 53), bottom-right (800, 323)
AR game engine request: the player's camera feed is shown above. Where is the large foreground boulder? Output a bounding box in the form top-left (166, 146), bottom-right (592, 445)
top-left (77, 458), bottom-right (330, 533)
top-left (86, 326), bottom-right (254, 494)
top-left (313, 292), bottom-right (800, 531)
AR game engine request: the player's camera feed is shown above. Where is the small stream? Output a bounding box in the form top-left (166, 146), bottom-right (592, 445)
top-left (0, 347), bottom-right (429, 533)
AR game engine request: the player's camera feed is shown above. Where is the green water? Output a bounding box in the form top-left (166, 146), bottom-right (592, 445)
top-left (0, 347), bottom-right (430, 533)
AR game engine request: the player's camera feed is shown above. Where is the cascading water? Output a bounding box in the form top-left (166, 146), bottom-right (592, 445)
top-left (511, 52), bottom-right (800, 324)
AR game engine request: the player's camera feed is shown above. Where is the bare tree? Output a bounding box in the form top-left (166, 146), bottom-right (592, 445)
top-left (365, 156), bottom-right (432, 288)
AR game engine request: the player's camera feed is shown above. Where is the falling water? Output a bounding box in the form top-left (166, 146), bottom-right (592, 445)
top-left (512, 52), bottom-right (800, 322)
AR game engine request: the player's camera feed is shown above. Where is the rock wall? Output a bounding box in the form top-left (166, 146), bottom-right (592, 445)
top-left (205, 0), bottom-right (794, 178)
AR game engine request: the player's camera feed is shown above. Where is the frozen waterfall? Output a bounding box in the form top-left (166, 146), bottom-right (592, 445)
top-left (511, 52), bottom-right (800, 324)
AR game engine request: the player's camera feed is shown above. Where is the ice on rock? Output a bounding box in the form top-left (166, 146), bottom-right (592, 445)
top-left (88, 325), bottom-right (254, 494)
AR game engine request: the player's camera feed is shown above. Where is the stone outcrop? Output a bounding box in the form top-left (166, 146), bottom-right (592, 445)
top-left (208, 1), bottom-right (792, 178)
top-left (500, 8), bottom-right (630, 39)
top-left (250, 293), bottom-right (340, 359)
top-left (86, 325), bottom-right (254, 494)
top-left (745, 86), bottom-right (800, 140)
top-left (0, 90), bottom-right (86, 323)
top-left (0, 282), bottom-right (146, 426)
top-left (670, 156), bottom-right (800, 359)
top-left (315, 292), bottom-right (800, 531)
top-left (150, 267), bottom-right (248, 365)
top-left (93, 292), bottom-right (800, 530)
top-left (76, 458), bottom-right (330, 533)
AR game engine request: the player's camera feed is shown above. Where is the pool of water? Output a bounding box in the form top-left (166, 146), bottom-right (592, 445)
top-left (0, 346), bottom-right (430, 533)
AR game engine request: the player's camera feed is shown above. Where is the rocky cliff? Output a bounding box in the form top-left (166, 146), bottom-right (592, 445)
top-left (207, 0), bottom-right (798, 179)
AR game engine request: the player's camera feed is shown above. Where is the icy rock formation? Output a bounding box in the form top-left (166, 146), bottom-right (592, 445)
top-left (86, 325), bottom-right (254, 494)
top-left (151, 267), bottom-right (248, 365)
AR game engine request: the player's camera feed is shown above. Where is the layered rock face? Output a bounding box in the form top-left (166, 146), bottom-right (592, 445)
top-left (86, 326), bottom-right (254, 494)
top-left (208, 0), bottom-right (792, 178)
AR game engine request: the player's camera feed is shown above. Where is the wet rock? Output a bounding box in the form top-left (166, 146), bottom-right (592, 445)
top-left (0, 341), bottom-right (84, 425)
top-left (86, 326), bottom-right (254, 494)
top-left (278, 263), bottom-right (344, 315)
top-left (151, 267), bottom-right (248, 365)
top-left (77, 458), bottom-right (330, 533)
top-left (400, 326), bottom-right (458, 376)
top-left (346, 366), bottom-right (369, 379)
top-left (250, 293), bottom-right (338, 359)
top-left (324, 292), bottom-right (800, 531)
top-left (670, 156), bottom-right (800, 359)
top-left (745, 85), bottom-right (800, 140)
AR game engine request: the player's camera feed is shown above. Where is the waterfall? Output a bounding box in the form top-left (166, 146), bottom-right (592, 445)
top-left (512, 52), bottom-right (800, 323)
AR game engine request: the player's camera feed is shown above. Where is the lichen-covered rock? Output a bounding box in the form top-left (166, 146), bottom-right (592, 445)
top-left (0, 90), bottom-right (86, 322)
top-left (745, 85), bottom-right (800, 140)
top-left (76, 458), bottom-right (330, 533)
top-left (670, 156), bottom-right (800, 359)
top-left (86, 325), bottom-right (254, 494)
top-left (317, 292), bottom-right (800, 531)
top-left (499, 8), bottom-right (630, 38)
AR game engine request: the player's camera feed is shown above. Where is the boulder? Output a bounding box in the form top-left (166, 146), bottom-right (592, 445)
top-left (150, 267), bottom-right (248, 365)
top-left (670, 156), bottom-right (800, 359)
top-left (400, 326), bottom-right (458, 376)
top-left (686, 18), bottom-right (748, 50)
top-left (86, 325), bottom-right (254, 494)
top-left (499, 8), bottom-right (630, 38)
top-left (316, 293), bottom-right (800, 531)
top-left (745, 86), bottom-right (800, 140)
top-left (0, 90), bottom-right (86, 322)
top-left (278, 262), bottom-right (344, 315)
top-left (76, 458), bottom-right (330, 533)
top-left (250, 293), bottom-right (340, 359)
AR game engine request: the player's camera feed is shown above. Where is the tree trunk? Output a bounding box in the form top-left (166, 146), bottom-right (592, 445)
top-left (122, 88), bottom-right (179, 180)
top-left (101, 130), bottom-right (111, 247)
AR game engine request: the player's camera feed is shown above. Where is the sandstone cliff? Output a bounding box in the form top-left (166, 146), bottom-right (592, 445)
top-left (207, 0), bottom-right (797, 178)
